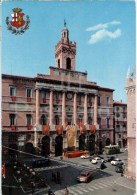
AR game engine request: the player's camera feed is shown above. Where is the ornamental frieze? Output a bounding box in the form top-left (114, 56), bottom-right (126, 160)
top-left (62, 47), bottom-right (76, 55)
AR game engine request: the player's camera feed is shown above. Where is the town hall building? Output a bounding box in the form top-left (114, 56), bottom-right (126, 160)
top-left (2, 23), bottom-right (114, 156)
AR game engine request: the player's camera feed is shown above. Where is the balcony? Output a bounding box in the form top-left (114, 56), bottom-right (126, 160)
top-left (55, 99), bottom-right (60, 104)
top-left (43, 98), bottom-right (47, 103)
top-left (27, 125), bottom-right (32, 130)
top-left (11, 125), bottom-right (16, 130)
top-left (11, 96), bottom-right (16, 101)
top-left (27, 97), bottom-right (32, 102)
top-left (88, 102), bottom-right (93, 106)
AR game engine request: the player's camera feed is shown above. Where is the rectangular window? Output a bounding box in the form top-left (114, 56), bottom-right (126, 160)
top-left (98, 96), bottom-right (101, 106)
top-left (26, 114), bottom-right (32, 126)
top-left (106, 117), bottom-right (110, 128)
top-left (41, 90), bottom-right (46, 98)
top-left (26, 88), bottom-right (32, 98)
top-left (88, 117), bottom-right (92, 125)
top-left (78, 94), bottom-right (82, 104)
top-left (55, 92), bottom-right (59, 99)
top-left (98, 118), bottom-right (101, 127)
top-left (106, 96), bottom-right (110, 106)
top-left (9, 114), bottom-right (16, 125)
top-left (10, 86), bottom-right (16, 97)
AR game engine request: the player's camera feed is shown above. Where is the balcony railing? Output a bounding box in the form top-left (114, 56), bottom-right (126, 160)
top-left (98, 125), bottom-right (113, 129)
top-left (11, 125), bottom-right (16, 130)
top-left (27, 97), bottom-right (32, 102)
top-left (11, 96), bottom-right (16, 101)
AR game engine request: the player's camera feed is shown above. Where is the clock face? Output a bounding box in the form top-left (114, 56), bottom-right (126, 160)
top-left (66, 93), bottom-right (73, 100)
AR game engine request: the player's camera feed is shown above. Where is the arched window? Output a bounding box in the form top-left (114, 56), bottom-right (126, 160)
top-left (55, 115), bottom-right (59, 125)
top-left (41, 115), bottom-right (47, 125)
top-left (58, 59), bottom-right (60, 68)
top-left (66, 57), bottom-right (71, 70)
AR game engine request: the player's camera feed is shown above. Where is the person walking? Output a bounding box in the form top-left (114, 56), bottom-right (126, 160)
top-left (64, 186), bottom-right (69, 195)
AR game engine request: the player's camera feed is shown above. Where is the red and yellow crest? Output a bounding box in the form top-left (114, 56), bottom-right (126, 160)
top-left (6, 8), bottom-right (30, 35)
top-left (10, 8), bottom-right (25, 29)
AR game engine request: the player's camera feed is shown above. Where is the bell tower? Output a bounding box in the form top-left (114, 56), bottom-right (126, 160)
top-left (55, 20), bottom-right (76, 71)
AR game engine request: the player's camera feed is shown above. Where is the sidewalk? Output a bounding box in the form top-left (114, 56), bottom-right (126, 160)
top-left (115, 176), bottom-right (136, 191)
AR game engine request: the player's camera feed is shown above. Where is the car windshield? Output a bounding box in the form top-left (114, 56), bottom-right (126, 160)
top-left (115, 159), bottom-right (121, 161)
top-left (81, 173), bottom-right (87, 176)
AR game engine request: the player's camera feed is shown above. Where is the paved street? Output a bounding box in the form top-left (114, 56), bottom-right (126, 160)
top-left (2, 150), bottom-right (136, 195)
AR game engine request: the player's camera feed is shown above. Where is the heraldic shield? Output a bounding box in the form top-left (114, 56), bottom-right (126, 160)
top-left (10, 8), bottom-right (25, 29)
top-left (6, 8), bottom-right (30, 35)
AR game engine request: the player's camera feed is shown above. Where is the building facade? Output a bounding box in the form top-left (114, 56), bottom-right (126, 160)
top-left (2, 24), bottom-right (114, 156)
top-left (113, 101), bottom-right (127, 148)
top-left (126, 68), bottom-right (136, 179)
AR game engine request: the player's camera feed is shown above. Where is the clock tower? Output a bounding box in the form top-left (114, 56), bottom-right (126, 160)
top-left (55, 21), bottom-right (76, 71)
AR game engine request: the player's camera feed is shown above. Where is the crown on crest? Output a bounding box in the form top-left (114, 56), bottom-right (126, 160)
top-left (12, 8), bottom-right (22, 13)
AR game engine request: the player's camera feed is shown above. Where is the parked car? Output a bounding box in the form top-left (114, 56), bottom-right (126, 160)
top-left (91, 157), bottom-right (104, 164)
top-left (105, 156), bottom-right (115, 162)
top-left (111, 158), bottom-right (123, 166)
top-left (77, 171), bottom-right (92, 183)
top-left (115, 164), bottom-right (124, 173)
top-left (96, 162), bottom-right (107, 170)
top-left (80, 154), bottom-right (90, 159)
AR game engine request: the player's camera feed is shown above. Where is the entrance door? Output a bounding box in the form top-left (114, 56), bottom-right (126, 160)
top-left (79, 134), bottom-right (86, 150)
top-left (41, 136), bottom-right (50, 157)
top-left (106, 138), bottom-right (110, 146)
top-left (89, 134), bottom-right (95, 154)
top-left (55, 135), bottom-right (63, 156)
top-left (25, 142), bottom-right (35, 155)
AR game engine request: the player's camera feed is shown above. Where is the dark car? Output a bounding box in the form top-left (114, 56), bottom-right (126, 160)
top-left (24, 157), bottom-right (51, 168)
top-left (105, 156), bottom-right (115, 162)
top-left (96, 162), bottom-right (107, 170)
top-left (115, 164), bottom-right (124, 173)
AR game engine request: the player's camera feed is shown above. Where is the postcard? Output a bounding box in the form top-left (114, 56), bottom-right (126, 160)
top-left (1, 0), bottom-right (136, 195)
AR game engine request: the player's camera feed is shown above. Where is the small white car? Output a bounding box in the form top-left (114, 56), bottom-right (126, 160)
top-left (91, 157), bottom-right (103, 164)
top-left (111, 158), bottom-right (123, 166)
top-left (80, 154), bottom-right (90, 159)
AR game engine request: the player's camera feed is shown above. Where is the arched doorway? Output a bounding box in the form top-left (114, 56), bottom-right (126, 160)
top-left (25, 142), bottom-right (35, 155)
top-left (88, 134), bottom-right (95, 154)
top-left (79, 134), bottom-right (86, 150)
top-left (41, 136), bottom-right (50, 157)
top-left (106, 138), bottom-right (111, 146)
top-left (55, 135), bottom-right (63, 156)
top-left (8, 143), bottom-right (18, 159)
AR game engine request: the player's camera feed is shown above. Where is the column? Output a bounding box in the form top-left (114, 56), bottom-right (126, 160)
top-left (36, 89), bottom-right (40, 124)
top-left (73, 92), bottom-right (77, 125)
top-left (49, 90), bottom-right (53, 126)
top-left (84, 93), bottom-right (88, 125)
top-left (94, 94), bottom-right (98, 126)
top-left (62, 91), bottom-right (66, 127)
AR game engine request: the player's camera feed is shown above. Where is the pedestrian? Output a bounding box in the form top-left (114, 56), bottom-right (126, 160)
top-left (31, 181), bottom-right (35, 194)
top-left (64, 186), bottom-right (69, 195)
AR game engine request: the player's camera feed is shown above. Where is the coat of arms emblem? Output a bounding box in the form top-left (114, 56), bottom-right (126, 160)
top-left (6, 8), bottom-right (30, 35)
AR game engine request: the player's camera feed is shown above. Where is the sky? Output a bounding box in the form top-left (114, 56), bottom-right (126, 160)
top-left (1, 0), bottom-right (136, 102)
